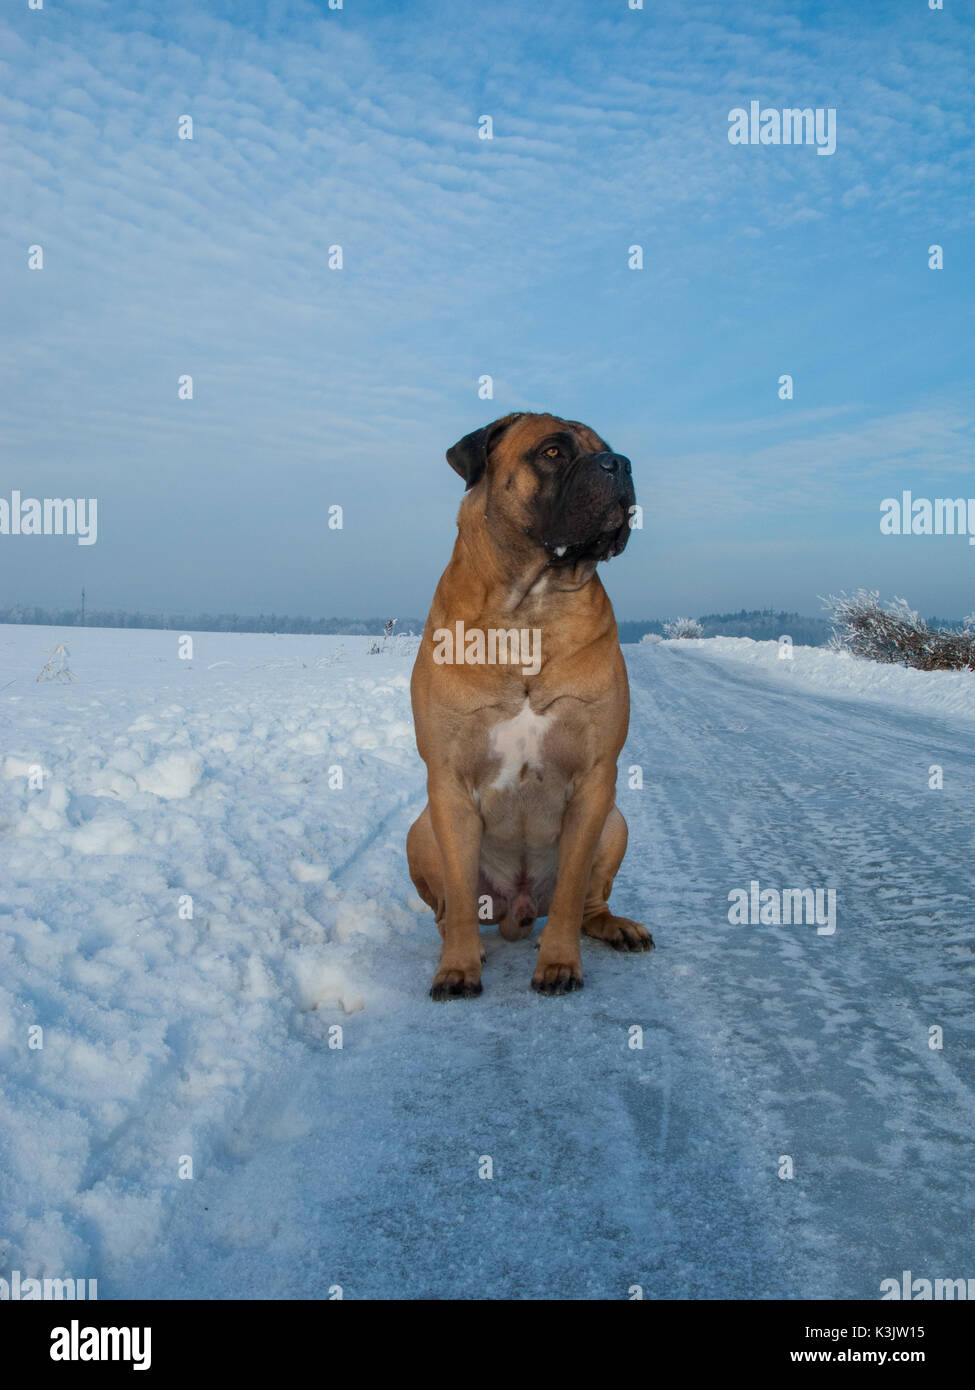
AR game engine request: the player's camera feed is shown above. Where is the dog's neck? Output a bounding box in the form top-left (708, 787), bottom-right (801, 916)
top-left (445, 503), bottom-right (603, 621)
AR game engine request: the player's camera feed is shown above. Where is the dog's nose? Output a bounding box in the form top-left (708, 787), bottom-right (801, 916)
top-left (594, 452), bottom-right (631, 475)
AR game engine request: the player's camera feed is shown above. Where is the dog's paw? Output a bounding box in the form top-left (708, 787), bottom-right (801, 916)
top-left (582, 913), bottom-right (654, 952)
top-left (531, 957), bottom-right (584, 995)
top-left (430, 962), bottom-right (483, 1001)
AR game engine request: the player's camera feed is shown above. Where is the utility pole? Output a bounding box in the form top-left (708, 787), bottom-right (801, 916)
top-left (81, 587), bottom-right (86, 626)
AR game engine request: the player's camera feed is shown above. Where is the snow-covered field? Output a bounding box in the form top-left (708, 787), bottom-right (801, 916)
top-left (1, 624), bottom-right (973, 1299)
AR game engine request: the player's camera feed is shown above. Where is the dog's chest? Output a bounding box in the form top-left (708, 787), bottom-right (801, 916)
top-left (473, 695), bottom-right (576, 848)
top-left (485, 697), bottom-right (551, 791)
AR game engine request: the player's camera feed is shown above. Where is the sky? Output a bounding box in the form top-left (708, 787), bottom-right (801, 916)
top-left (1, 0), bottom-right (973, 622)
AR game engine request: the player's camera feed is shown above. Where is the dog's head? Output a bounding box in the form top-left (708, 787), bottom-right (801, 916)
top-left (446, 411), bottom-right (635, 567)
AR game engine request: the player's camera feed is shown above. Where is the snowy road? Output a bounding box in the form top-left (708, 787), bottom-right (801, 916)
top-left (1, 628), bottom-right (973, 1299)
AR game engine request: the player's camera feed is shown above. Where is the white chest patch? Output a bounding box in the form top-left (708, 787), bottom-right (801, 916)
top-left (488, 697), bottom-right (550, 791)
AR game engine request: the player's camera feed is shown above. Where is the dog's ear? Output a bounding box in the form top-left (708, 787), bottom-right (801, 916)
top-left (446, 412), bottom-right (524, 490)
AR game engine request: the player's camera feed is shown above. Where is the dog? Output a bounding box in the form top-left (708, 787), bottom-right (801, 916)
top-left (407, 411), bottom-right (653, 998)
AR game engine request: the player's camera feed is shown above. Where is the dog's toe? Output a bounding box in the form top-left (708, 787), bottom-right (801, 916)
top-left (531, 960), bottom-right (584, 995)
top-left (584, 913), bottom-right (654, 952)
top-left (430, 968), bottom-right (483, 1001)
top-left (612, 924), bottom-right (655, 952)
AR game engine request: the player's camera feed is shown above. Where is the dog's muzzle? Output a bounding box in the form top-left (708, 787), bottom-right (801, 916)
top-left (541, 451), bottom-right (636, 565)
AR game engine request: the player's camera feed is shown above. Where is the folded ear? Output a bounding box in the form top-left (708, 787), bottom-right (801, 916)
top-left (446, 412), bottom-right (524, 490)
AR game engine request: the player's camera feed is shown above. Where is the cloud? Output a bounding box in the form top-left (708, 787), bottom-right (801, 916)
top-left (0, 0), bottom-right (972, 615)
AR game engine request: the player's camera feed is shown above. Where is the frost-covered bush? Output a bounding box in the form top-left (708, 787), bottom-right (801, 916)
top-left (640, 631), bottom-right (664, 645)
top-left (36, 643), bottom-right (76, 683)
top-left (368, 619), bottom-right (420, 658)
top-left (663, 617), bottom-right (704, 640)
top-left (823, 590), bottom-right (975, 671)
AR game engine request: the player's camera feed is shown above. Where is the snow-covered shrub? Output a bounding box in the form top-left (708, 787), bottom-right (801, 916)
top-left (387, 633), bottom-right (421, 658)
top-left (640, 631), bottom-right (664, 645)
top-left (36, 643), bottom-right (76, 682)
top-left (823, 590), bottom-right (975, 671)
top-left (664, 617), bottom-right (704, 640)
top-left (368, 619), bottom-right (419, 658)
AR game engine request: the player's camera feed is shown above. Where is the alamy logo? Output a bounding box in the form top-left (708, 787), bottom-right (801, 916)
top-left (728, 101), bottom-right (837, 156)
top-left (0, 1270), bottom-right (97, 1300)
top-left (0, 491), bottom-right (98, 545)
top-left (50, 1320), bottom-right (151, 1371)
top-left (880, 492), bottom-right (975, 546)
top-left (432, 621), bottom-right (541, 677)
top-left (881, 1270), bottom-right (975, 1300)
top-left (728, 878), bottom-right (836, 935)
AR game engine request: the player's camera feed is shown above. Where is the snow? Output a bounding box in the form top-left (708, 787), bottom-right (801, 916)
top-left (1, 624), bottom-right (973, 1298)
top-left (665, 634), bottom-right (975, 726)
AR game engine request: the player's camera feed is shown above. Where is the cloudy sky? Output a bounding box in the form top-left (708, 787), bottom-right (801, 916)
top-left (1, 0), bottom-right (973, 622)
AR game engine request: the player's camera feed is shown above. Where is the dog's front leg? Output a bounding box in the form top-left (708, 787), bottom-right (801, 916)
top-left (428, 772), bottom-right (484, 1000)
top-left (532, 766), bottom-right (615, 995)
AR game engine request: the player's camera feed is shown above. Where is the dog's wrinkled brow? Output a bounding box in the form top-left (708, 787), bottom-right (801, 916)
top-left (528, 430), bottom-right (578, 455)
top-left (564, 420), bottom-right (609, 452)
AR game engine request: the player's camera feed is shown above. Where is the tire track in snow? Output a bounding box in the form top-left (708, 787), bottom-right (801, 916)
top-left (620, 645), bottom-right (975, 1295)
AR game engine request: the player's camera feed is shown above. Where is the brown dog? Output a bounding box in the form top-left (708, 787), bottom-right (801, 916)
top-left (407, 412), bottom-right (653, 998)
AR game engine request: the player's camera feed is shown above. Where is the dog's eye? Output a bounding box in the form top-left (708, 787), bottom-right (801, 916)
top-left (542, 446), bottom-right (561, 458)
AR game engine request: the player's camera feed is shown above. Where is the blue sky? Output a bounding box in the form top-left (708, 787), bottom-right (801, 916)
top-left (1, 0), bottom-right (973, 621)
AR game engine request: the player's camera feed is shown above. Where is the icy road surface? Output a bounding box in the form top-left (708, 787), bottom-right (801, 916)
top-left (1, 625), bottom-right (973, 1299)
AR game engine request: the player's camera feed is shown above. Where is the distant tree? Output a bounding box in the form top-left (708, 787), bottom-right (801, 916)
top-left (0, 605), bottom-right (429, 637)
top-left (664, 617), bottom-right (704, 639)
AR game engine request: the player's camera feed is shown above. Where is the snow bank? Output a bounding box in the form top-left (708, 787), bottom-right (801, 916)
top-left (0, 625), bottom-right (421, 1287)
top-left (659, 635), bottom-right (975, 725)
